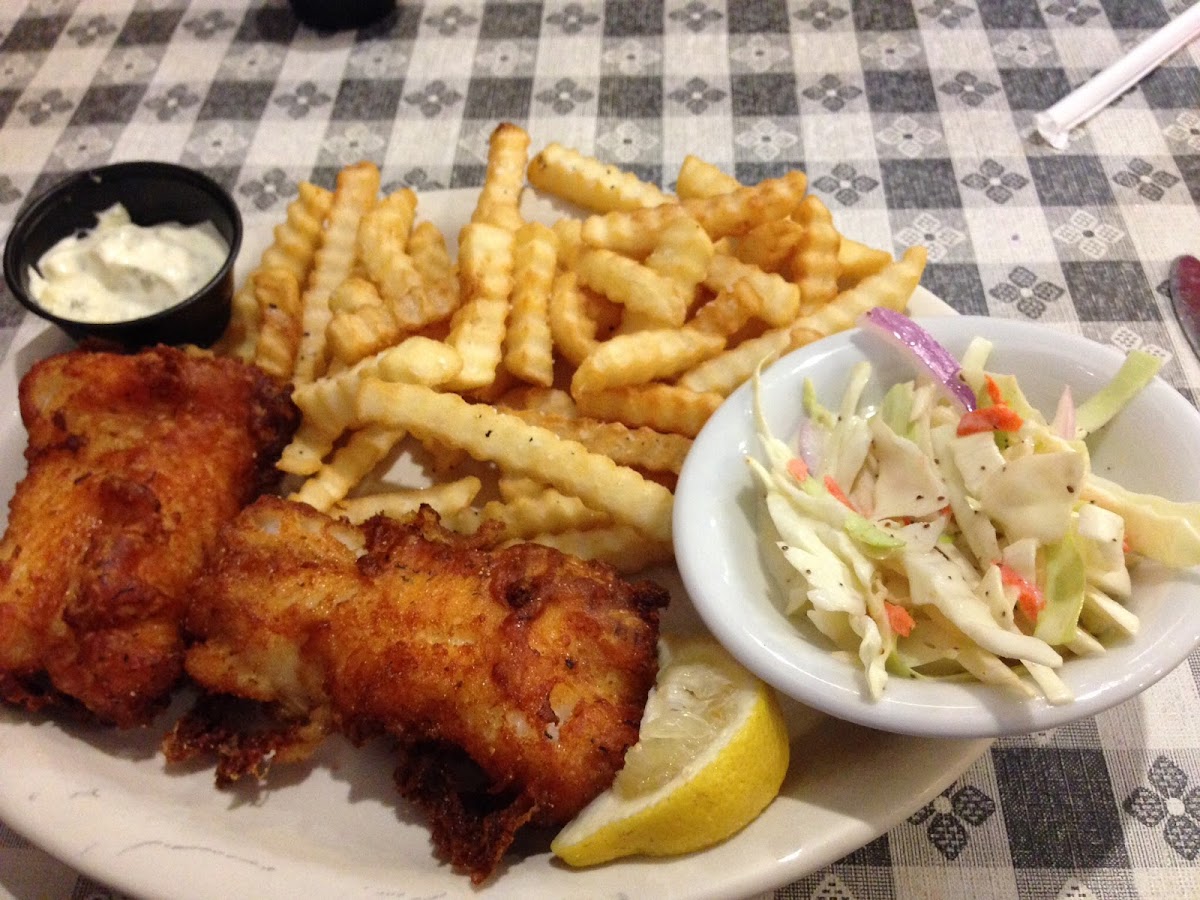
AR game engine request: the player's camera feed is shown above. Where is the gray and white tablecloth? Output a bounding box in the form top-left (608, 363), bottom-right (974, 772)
top-left (2, 1), bottom-right (1200, 898)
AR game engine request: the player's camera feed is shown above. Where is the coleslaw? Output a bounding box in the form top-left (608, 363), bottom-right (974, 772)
top-left (749, 312), bottom-right (1200, 704)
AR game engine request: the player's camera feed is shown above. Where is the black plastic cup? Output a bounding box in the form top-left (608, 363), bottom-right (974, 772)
top-left (287, 0), bottom-right (395, 31)
top-left (3, 161), bottom-right (242, 348)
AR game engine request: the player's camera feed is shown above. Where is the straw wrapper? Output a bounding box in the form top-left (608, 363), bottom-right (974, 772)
top-left (1034, 4), bottom-right (1200, 150)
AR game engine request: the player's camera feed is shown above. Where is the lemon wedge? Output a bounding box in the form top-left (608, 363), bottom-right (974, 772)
top-left (551, 635), bottom-right (790, 866)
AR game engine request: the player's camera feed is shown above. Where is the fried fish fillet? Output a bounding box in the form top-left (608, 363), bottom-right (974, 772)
top-left (0, 344), bottom-right (298, 726)
top-left (163, 497), bottom-right (668, 882)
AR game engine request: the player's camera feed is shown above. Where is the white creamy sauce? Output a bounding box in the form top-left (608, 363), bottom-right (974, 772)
top-left (28, 203), bottom-right (228, 323)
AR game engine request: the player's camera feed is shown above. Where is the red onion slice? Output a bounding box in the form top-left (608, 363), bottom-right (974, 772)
top-left (859, 308), bottom-right (976, 411)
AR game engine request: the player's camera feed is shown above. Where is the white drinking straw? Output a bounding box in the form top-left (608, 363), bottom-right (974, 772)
top-left (1034, 4), bottom-right (1200, 150)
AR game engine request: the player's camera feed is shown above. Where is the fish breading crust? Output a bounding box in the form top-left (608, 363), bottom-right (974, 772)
top-left (0, 344), bottom-right (299, 726)
top-left (163, 496), bottom-right (668, 882)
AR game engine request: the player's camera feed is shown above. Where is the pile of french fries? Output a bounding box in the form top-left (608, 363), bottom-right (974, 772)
top-left (214, 123), bottom-right (927, 573)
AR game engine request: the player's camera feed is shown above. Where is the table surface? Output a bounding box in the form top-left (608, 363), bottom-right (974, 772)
top-left (3, 0), bottom-right (1200, 898)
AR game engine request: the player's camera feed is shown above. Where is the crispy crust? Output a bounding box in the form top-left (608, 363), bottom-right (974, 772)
top-left (164, 498), bottom-right (668, 882)
top-left (0, 345), bottom-right (298, 726)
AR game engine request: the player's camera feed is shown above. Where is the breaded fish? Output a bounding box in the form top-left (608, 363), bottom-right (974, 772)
top-left (163, 497), bottom-right (668, 882)
top-left (0, 344), bottom-right (298, 726)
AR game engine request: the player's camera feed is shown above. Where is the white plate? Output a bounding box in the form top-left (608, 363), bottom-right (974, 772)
top-left (676, 315), bottom-right (1200, 740)
top-left (0, 190), bottom-right (987, 899)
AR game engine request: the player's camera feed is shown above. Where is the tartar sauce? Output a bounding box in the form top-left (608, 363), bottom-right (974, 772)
top-left (28, 204), bottom-right (228, 323)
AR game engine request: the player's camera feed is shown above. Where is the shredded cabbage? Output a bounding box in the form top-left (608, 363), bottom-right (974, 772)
top-left (748, 314), bottom-right (1190, 706)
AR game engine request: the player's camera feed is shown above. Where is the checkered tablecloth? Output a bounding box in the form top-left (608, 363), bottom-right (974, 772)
top-left (3, 1), bottom-right (1200, 898)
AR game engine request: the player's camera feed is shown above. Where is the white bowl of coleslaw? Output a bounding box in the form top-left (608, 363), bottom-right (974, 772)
top-left (674, 315), bottom-right (1200, 738)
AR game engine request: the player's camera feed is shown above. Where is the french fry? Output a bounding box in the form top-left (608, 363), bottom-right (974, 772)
top-left (686, 169), bottom-right (808, 242)
top-left (407, 220), bottom-right (461, 326)
top-left (356, 379), bottom-right (675, 543)
top-left (789, 245), bottom-right (927, 350)
top-left (472, 122), bottom-right (530, 233)
top-left (498, 474), bottom-right (547, 500)
top-left (265, 183), bottom-right (335, 279)
top-left (575, 248), bottom-right (687, 327)
top-left (676, 327), bottom-right (791, 396)
top-left (278, 419), bottom-right (339, 476)
top-left (586, 288), bottom-right (624, 338)
top-left (333, 476), bottom-right (483, 525)
top-left (444, 222), bottom-right (515, 390)
top-left (731, 218), bottom-right (805, 273)
top-left (582, 170), bottom-right (806, 256)
top-left (251, 268), bottom-right (303, 381)
top-left (580, 203), bottom-right (687, 257)
top-left (227, 147), bottom-right (928, 575)
top-left (498, 385), bottom-right (578, 418)
top-left (504, 408), bottom-right (692, 473)
top-left (273, 183), bottom-right (335, 274)
top-left (294, 161), bottom-right (380, 383)
top-left (326, 276), bottom-right (399, 365)
top-left (360, 187), bottom-right (417, 254)
top-left (291, 336), bottom-right (463, 439)
top-left (521, 525), bottom-right (674, 574)
top-left (290, 424), bottom-right (404, 513)
top-left (643, 215), bottom-right (714, 300)
top-left (413, 433), bottom-right (469, 477)
top-left (549, 271), bottom-right (602, 366)
top-left (219, 285), bottom-right (263, 363)
top-left (791, 195), bottom-right (841, 313)
top-left (528, 142), bottom-right (671, 212)
top-left (703, 253), bottom-right (799, 326)
top-left (462, 359), bottom-right (519, 405)
top-left (217, 182), bottom-right (333, 360)
top-left (688, 280), bottom-right (758, 338)
top-left (480, 489), bottom-right (610, 539)
top-left (503, 221), bottom-right (558, 386)
top-left (551, 216), bottom-right (584, 270)
top-left (675, 155), bottom-right (740, 200)
top-left (359, 188), bottom-right (439, 333)
top-left (329, 274), bottom-right (386, 316)
top-left (570, 326), bottom-right (724, 395)
top-left (574, 383), bottom-right (723, 437)
top-left (837, 237), bottom-right (892, 289)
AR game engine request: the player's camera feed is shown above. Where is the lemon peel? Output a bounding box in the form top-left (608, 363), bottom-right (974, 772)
top-left (551, 635), bottom-right (790, 866)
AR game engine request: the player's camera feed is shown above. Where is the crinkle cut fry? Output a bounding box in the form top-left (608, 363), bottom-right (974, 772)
top-left (355, 379), bottom-right (675, 544)
top-left (294, 161), bottom-right (381, 383)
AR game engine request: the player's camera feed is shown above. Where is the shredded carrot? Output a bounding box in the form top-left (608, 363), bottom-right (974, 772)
top-left (985, 375), bottom-right (1005, 406)
top-left (999, 563), bottom-right (1045, 622)
top-left (885, 601), bottom-right (916, 637)
top-left (787, 457), bottom-right (809, 482)
top-left (824, 475), bottom-right (856, 511)
top-left (956, 404), bottom-right (1024, 436)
